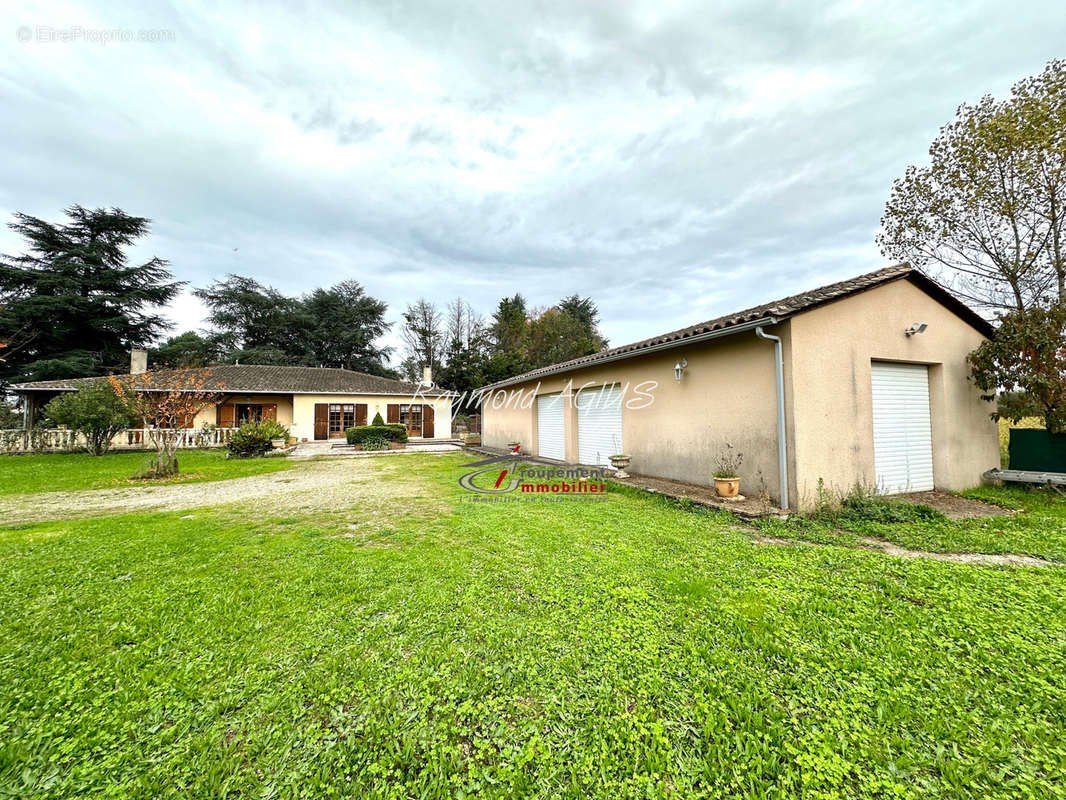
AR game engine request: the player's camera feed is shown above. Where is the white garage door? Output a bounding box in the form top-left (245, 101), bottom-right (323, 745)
top-left (577, 385), bottom-right (622, 467)
top-left (871, 362), bottom-right (934, 494)
top-left (536, 393), bottom-right (566, 461)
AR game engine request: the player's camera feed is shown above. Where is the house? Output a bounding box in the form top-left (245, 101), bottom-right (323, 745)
top-left (481, 265), bottom-right (1000, 510)
top-left (11, 360), bottom-right (455, 443)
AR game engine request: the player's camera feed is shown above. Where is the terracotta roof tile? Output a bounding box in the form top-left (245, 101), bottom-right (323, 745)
top-left (485, 265), bottom-right (992, 389)
top-left (12, 364), bottom-right (453, 395)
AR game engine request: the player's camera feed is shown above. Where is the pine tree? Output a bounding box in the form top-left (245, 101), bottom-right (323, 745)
top-left (0, 206), bottom-right (181, 385)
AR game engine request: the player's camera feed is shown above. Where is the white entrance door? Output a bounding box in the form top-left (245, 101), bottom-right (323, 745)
top-left (577, 385), bottom-right (623, 467)
top-left (871, 362), bottom-right (934, 493)
top-left (536, 393), bottom-right (566, 461)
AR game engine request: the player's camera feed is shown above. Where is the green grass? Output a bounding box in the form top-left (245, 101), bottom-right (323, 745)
top-left (0, 449), bottom-right (295, 494)
top-left (752, 485), bottom-right (1066, 563)
top-left (1, 454), bottom-right (1065, 798)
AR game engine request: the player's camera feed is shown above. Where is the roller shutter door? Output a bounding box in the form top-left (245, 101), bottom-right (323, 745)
top-left (577, 385), bottom-right (622, 467)
top-left (871, 362), bottom-right (934, 493)
top-left (536, 393), bottom-right (566, 461)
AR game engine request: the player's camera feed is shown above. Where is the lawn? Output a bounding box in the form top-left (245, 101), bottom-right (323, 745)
top-left (752, 483), bottom-right (1066, 563)
top-left (0, 448), bottom-right (295, 495)
top-left (1, 454), bottom-right (1064, 799)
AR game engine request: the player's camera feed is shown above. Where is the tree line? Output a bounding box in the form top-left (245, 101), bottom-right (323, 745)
top-left (399, 294), bottom-right (606, 409)
top-left (0, 206), bottom-right (606, 408)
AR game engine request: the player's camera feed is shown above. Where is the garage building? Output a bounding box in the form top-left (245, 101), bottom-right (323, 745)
top-left (481, 265), bottom-right (999, 511)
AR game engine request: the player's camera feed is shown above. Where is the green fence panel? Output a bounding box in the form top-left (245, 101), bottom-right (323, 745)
top-left (1008, 428), bottom-right (1066, 472)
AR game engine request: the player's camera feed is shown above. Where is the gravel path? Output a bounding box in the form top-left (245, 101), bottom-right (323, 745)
top-left (0, 458), bottom-right (433, 525)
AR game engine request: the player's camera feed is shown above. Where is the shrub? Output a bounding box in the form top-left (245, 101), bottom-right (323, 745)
top-left (227, 420), bottom-right (291, 458)
top-left (360, 435), bottom-right (390, 451)
top-left (44, 380), bottom-right (138, 456)
top-left (346, 424), bottom-right (408, 445)
top-left (371, 411), bottom-right (385, 426)
top-left (712, 443), bottom-right (743, 479)
top-left (839, 493), bottom-right (943, 524)
top-left (0, 400), bottom-right (21, 429)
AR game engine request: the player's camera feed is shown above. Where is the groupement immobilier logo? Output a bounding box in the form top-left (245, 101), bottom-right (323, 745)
top-left (458, 446), bottom-right (611, 503)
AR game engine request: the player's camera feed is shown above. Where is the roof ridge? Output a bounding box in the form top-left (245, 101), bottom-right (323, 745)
top-left (483, 263), bottom-right (988, 390)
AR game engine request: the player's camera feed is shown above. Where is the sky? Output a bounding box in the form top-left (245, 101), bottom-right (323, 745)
top-left (2, 0), bottom-right (1064, 365)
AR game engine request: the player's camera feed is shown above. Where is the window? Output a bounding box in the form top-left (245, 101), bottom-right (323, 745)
top-left (235, 404), bottom-right (263, 424)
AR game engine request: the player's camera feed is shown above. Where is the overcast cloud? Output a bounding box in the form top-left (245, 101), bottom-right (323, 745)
top-left (2, 0), bottom-right (1064, 362)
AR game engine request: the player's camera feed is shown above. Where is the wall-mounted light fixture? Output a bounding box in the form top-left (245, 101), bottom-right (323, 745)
top-left (904, 322), bottom-right (929, 337)
top-left (674, 358), bottom-right (688, 381)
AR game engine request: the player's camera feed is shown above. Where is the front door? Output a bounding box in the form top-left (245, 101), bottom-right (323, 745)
top-left (399, 404), bottom-right (422, 437)
top-left (422, 404), bottom-right (435, 438)
top-left (328, 404), bottom-right (356, 439)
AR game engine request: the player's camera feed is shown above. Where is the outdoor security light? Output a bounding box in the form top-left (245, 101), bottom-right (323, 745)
top-left (674, 358), bottom-right (688, 381)
top-left (905, 322), bottom-right (928, 337)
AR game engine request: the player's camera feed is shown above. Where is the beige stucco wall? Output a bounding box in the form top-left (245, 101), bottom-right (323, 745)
top-left (290, 393), bottom-right (453, 441)
top-left (191, 394), bottom-right (294, 429)
top-left (483, 277), bottom-right (998, 510)
top-left (786, 278), bottom-right (999, 507)
top-left (483, 334), bottom-right (785, 500)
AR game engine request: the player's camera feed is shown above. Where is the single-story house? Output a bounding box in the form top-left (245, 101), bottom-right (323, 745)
top-left (11, 360), bottom-right (455, 443)
top-left (481, 265), bottom-right (1000, 510)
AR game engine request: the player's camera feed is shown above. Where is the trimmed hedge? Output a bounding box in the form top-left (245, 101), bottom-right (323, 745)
top-left (346, 424), bottom-right (408, 445)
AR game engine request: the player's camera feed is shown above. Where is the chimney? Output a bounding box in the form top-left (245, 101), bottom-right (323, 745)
top-left (422, 366), bottom-right (433, 385)
top-left (130, 348), bottom-right (148, 375)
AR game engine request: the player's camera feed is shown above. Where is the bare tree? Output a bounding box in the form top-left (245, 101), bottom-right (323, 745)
top-left (444, 297), bottom-right (484, 352)
top-left (111, 369), bottom-right (222, 477)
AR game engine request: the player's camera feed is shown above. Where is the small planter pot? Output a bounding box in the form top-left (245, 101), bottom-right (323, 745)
top-left (271, 438), bottom-right (287, 449)
top-left (714, 477), bottom-right (740, 498)
top-left (609, 454), bottom-right (631, 479)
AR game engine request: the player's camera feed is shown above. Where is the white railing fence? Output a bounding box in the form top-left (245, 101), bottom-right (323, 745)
top-left (0, 427), bottom-right (238, 454)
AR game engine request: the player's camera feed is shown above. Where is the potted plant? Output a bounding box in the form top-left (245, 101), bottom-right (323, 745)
top-left (609, 453), bottom-right (631, 478)
top-left (712, 444), bottom-right (743, 498)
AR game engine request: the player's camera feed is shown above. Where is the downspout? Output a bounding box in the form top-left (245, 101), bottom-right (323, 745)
top-left (755, 326), bottom-right (789, 510)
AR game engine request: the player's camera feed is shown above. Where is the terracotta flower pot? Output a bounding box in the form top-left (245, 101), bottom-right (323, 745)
top-left (714, 477), bottom-right (740, 498)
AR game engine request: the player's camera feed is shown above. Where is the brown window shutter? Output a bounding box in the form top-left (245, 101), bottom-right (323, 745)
top-left (356, 404), bottom-right (368, 426)
top-left (217, 403), bottom-right (235, 427)
top-left (314, 403), bottom-right (328, 440)
top-left (387, 404), bottom-right (399, 424)
top-left (182, 412), bottom-right (196, 429)
top-left (263, 404), bottom-right (277, 421)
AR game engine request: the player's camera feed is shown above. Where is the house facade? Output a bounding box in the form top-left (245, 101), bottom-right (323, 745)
top-left (11, 363), bottom-right (455, 444)
top-left (481, 266), bottom-right (1000, 510)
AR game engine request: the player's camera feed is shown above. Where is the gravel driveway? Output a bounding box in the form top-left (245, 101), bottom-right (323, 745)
top-left (0, 457), bottom-right (439, 525)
